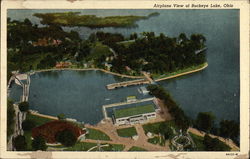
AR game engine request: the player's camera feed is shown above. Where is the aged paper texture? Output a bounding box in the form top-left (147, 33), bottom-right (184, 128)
top-left (1, 0), bottom-right (249, 159)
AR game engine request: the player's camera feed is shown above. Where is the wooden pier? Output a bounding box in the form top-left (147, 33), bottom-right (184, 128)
top-left (106, 79), bottom-right (150, 90)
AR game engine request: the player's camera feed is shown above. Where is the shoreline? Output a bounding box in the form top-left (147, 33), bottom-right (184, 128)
top-left (30, 62), bottom-right (208, 82)
top-left (29, 110), bottom-right (239, 151)
top-left (31, 68), bottom-right (144, 79)
top-left (155, 62), bottom-right (208, 82)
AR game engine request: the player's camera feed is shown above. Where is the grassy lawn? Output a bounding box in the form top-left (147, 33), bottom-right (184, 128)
top-left (86, 128), bottom-right (111, 141)
top-left (114, 105), bottom-right (155, 119)
top-left (24, 113), bottom-right (54, 150)
top-left (65, 142), bottom-right (97, 151)
top-left (23, 131), bottom-right (33, 151)
top-left (147, 136), bottom-right (165, 146)
top-left (143, 120), bottom-right (178, 135)
top-left (101, 143), bottom-right (125, 151)
top-left (116, 127), bottom-right (137, 138)
top-left (26, 113), bottom-right (54, 127)
top-left (87, 42), bottom-right (113, 61)
top-left (152, 63), bottom-right (207, 79)
top-left (142, 121), bottom-right (165, 134)
top-left (128, 146), bottom-right (147, 151)
top-left (117, 40), bottom-right (135, 48)
top-left (189, 132), bottom-right (205, 151)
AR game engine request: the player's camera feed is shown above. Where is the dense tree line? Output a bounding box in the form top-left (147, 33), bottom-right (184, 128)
top-left (194, 112), bottom-right (239, 146)
top-left (147, 84), bottom-right (239, 146)
top-left (147, 84), bottom-right (190, 131)
top-left (203, 134), bottom-right (231, 151)
top-left (7, 99), bottom-right (15, 138)
top-left (7, 18), bottom-right (91, 72)
top-left (108, 32), bottom-right (206, 74)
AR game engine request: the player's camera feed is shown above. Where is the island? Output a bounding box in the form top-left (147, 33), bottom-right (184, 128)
top-left (33, 12), bottom-right (160, 28)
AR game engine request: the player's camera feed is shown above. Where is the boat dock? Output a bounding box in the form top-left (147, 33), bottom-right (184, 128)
top-left (106, 79), bottom-right (150, 90)
top-left (106, 71), bottom-right (155, 90)
top-left (102, 97), bottom-right (154, 119)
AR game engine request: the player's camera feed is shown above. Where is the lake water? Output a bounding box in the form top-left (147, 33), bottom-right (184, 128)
top-left (8, 9), bottom-right (239, 124)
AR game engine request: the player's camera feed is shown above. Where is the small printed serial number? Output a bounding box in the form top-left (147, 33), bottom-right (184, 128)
top-left (226, 153), bottom-right (238, 156)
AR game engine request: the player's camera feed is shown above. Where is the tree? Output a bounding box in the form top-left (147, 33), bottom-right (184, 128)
top-left (22, 120), bottom-right (36, 131)
top-left (55, 129), bottom-right (77, 147)
top-left (196, 112), bottom-right (215, 133)
top-left (32, 136), bottom-right (47, 151)
top-left (7, 99), bottom-right (15, 138)
top-left (219, 120), bottom-right (239, 141)
top-left (13, 135), bottom-right (27, 151)
top-left (57, 113), bottom-right (66, 120)
top-left (18, 101), bottom-right (29, 112)
top-left (159, 122), bottom-right (173, 139)
top-left (203, 134), bottom-right (230, 151)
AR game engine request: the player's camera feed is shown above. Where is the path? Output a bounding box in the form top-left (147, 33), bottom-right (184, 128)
top-left (155, 63), bottom-right (208, 82)
top-left (84, 118), bottom-right (169, 151)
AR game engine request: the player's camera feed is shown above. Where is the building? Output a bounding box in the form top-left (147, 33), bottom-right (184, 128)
top-left (126, 96), bottom-right (137, 102)
top-left (113, 104), bottom-right (156, 126)
top-left (55, 61), bottom-right (72, 68)
top-left (104, 62), bottom-right (112, 71)
top-left (138, 86), bottom-right (149, 95)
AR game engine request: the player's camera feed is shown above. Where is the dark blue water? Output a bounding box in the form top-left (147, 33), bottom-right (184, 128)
top-left (28, 70), bottom-right (150, 124)
top-left (8, 10), bottom-right (239, 124)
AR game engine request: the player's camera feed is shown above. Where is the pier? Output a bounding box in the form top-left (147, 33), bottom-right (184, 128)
top-left (8, 73), bottom-right (31, 102)
top-left (106, 71), bottom-right (155, 90)
top-left (102, 97), bottom-right (154, 119)
top-left (106, 79), bottom-right (150, 90)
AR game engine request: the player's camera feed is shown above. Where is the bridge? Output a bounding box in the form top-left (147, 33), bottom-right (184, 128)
top-left (106, 71), bottom-right (155, 90)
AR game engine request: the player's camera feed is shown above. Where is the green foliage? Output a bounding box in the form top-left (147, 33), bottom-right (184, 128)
top-left (85, 128), bottom-right (111, 141)
top-left (128, 146), bottom-right (147, 151)
top-left (189, 132), bottom-right (205, 151)
top-left (87, 42), bottom-right (113, 66)
top-left (26, 113), bottom-right (53, 127)
top-left (33, 12), bottom-right (157, 28)
top-left (143, 121), bottom-right (165, 134)
top-left (65, 142), bottom-right (97, 151)
top-left (147, 136), bottom-right (165, 146)
top-left (111, 32), bottom-right (206, 75)
top-left (32, 136), bottom-right (47, 151)
top-left (13, 135), bottom-right (27, 151)
top-left (7, 99), bottom-right (15, 138)
top-left (57, 113), bottom-right (66, 120)
top-left (159, 122), bottom-right (173, 139)
top-left (219, 120), bottom-right (239, 142)
top-left (18, 101), bottom-right (29, 112)
top-left (147, 85), bottom-right (190, 131)
top-left (196, 112), bottom-right (215, 133)
top-left (22, 120), bottom-right (36, 131)
top-left (116, 127), bottom-right (137, 138)
top-left (101, 143), bottom-right (125, 151)
top-left (37, 55), bottom-right (56, 69)
top-left (203, 134), bottom-right (231, 151)
top-left (55, 129), bottom-right (77, 147)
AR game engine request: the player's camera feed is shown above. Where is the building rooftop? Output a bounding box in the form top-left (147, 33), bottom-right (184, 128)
top-left (114, 104), bottom-right (155, 119)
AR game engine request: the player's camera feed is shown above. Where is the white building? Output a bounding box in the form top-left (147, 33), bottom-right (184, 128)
top-left (113, 104), bottom-right (156, 126)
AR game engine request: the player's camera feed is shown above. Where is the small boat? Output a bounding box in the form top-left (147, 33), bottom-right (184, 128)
top-left (105, 98), bottom-right (110, 101)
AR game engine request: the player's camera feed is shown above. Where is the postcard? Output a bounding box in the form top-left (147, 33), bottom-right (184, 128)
top-left (1, 0), bottom-right (249, 159)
